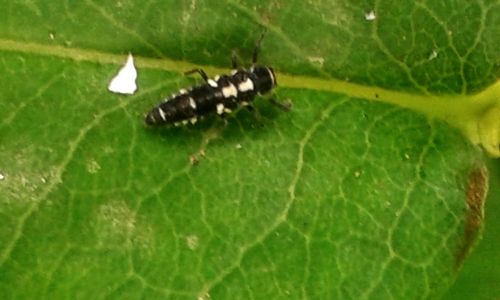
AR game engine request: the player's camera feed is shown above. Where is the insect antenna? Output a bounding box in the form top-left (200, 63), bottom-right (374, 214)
top-left (252, 29), bottom-right (268, 65)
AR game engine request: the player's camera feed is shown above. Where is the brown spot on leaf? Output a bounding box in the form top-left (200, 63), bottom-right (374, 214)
top-left (454, 166), bottom-right (488, 269)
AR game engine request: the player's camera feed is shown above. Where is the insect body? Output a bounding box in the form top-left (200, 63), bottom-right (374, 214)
top-left (145, 66), bottom-right (276, 126)
top-left (145, 32), bottom-right (287, 126)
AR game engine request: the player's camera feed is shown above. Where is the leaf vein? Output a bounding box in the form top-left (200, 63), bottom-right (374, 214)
top-left (197, 98), bottom-right (349, 296)
top-left (0, 81), bottom-right (169, 267)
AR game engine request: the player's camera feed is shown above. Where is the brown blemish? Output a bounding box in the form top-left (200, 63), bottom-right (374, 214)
top-left (454, 166), bottom-right (488, 269)
top-left (188, 125), bottom-right (220, 165)
top-left (189, 149), bottom-right (206, 166)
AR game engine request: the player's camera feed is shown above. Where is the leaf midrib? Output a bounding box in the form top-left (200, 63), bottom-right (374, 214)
top-left (0, 37), bottom-right (498, 149)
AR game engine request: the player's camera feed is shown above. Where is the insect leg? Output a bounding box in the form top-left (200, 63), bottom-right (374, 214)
top-left (268, 97), bottom-right (293, 112)
top-left (231, 50), bottom-right (239, 69)
top-left (252, 29), bottom-right (267, 65)
top-left (241, 104), bottom-right (265, 124)
top-left (184, 69), bottom-right (209, 82)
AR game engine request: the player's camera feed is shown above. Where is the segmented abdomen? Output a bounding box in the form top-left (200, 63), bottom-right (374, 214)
top-left (145, 66), bottom-right (275, 126)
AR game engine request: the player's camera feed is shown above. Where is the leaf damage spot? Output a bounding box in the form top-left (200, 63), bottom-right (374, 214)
top-left (189, 149), bottom-right (205, 165)
top-left (198, 292), bottom-right (211, 300)
top-left (454, 166), bottom-right (488, 269)
top-left (108, 53), bottom-right (138, 95)
top-left (98, 201), bottom-right (136, 232)
top-left (0, 146), bottom-right (61, 204)
top-left (189, 126), bottom-right (222, 165)
top-left (365, 10), bottom-right (376, 21)
top-left (182, 0), bottom-right (197, 24)
top-left (186, 234), bottom-right (199, 250)
top-left (86, 159), bottom-right (101, 174)
top-left (307, 56), bottom-right (325, 67)
top-left (95, 200), bottom-right (147, 249)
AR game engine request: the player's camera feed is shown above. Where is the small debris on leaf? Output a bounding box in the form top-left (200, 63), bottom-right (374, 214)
top-left (428, 49), bottom-right (438, 60)
top-left (307, 56), bottom-right (325, 67)
top-left (186, 235), bottom-right (199, 250)
top-left (86, 159), bottom-right (101, 174)
top-left (108, 53), bottom-right (138, 95)
top-left (365, 10), bottom-right (376, 21)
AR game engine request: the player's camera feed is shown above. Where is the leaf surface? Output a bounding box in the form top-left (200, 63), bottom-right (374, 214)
top-left (0, 1), bottom-right (497, 299)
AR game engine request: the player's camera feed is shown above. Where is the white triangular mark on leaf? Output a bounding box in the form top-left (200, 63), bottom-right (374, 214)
top-left (108, 53), bottom-right (138, 95)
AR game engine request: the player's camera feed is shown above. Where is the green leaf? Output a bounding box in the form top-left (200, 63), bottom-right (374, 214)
top-left (0, 1), bottom-right (496, 299)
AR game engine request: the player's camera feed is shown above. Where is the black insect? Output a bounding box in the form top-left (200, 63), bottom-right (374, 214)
top-left (145, 32), bottom-right (289, 126)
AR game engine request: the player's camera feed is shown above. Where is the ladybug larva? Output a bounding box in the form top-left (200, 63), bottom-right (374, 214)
top-left (145, 32), bottom-right (289, 126)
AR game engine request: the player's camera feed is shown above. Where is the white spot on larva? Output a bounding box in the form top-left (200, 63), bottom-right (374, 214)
top-left (231, 69), bottom-right (238, 75)
top-left (179, 89), bottom-right (188, 94)
top-left (158, 108), bottom-right (166, 120)
top-left (87, 159), bottom-right (101, 174)
top-left (182, 120), bottom-right (189, 125)
top-left (307, 56), bottom-right (325, 67)
top-left (108, 53), bottom-right (137, 95)
top-left (214, 75), bottom-right (220, 81)
top-left (208, 79), bottom-right (218, 87)
top-left (223, 107), bottom-right (232, 113)
top-left (174, 122), bottom-right (181, 127)
top-left (238, 79), bottom-right (254, 92)
top-left (186, 235), bottom-right (199, 250)
top-left (241, 101), bottom-right (249, 106)
top-left (189, 97), bottom-right (197, 109)
top-left (190, 117), bottom-right (197, 124)
top-left (428, 49), bottom-right (438, 60)
top-left (266, 67), bottom-right (276, 85)
top-left (0, 172), bottom-right (5, 181)
top-left (222, 83), bottom-right (238, 98)
top-left (216, 103), bottom-right (224, 115)
top-left (365, 10), bottom-right (376, 21)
